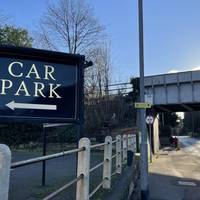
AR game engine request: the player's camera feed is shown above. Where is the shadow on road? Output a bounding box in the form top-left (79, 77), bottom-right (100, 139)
top-left (150, 172), bottom-right (200, 200)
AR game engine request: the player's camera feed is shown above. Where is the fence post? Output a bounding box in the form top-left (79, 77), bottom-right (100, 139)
top-left (129, 134), bottom-right (133, 151)
top-left (122, 134), bottom-right (127, 164)
top-left (0, 144), bottom-right (11, 200)
top-left (127, 134), bottom-right (131, 151)
top-left (76, 138), bottom-right (90, 200)
top-left (116, 135), bottom-right (122, 174)
top-left (133, 134), bottom-right (137, 153)
top-left (130, 134), bottom-right (134, 152)
top-left (103, 136), bottom-right (112, 189)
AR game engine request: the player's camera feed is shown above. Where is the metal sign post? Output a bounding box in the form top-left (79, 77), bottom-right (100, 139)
top-left (138, 0), bottom-right (150, 199)
top-left (42, 125), bottom-right (47, 186)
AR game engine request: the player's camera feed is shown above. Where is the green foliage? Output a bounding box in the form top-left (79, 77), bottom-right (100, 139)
top-left (85, 93), bottom-right (136, 138)
top-left (184, 111), bottom-right (200, 134)
top-left (160, 125), bottom-right (172, 137)
top-left (0, 123), bottom-right (42, 147)
top-left (179, 127), bottom-right (189, 136)
top-left (0, 25), bottom-right (35, 147)
top-left (163, 112), bottom-right (179, 127)
top-left (0, 123), bottom-right (77, 147)
top-left (130, 77), bottom-right (140, 102)
top-left (47, 126), bottom-right (77, 144)
top-left (0, 25), bottom-right (33, 47)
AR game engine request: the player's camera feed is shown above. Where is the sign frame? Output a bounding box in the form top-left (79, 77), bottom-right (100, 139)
top-left (0, 46), bottom-right (85, 123)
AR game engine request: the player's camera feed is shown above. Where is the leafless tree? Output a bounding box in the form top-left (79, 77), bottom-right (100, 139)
top-left (84, 41), bottom-right (111, 133)
top-left (36, 0), bottom-right (114, 136)
top-left (0, 11), bottom-right (8, 26)
top-left (85, 42), bottom-right (111, 98)
top-left (37, 0), bottom-right (104, 54)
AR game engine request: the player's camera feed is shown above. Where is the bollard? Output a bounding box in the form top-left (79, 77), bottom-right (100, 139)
top-left (130, 135), bottom-right (134, 152)
top-left (133, 135), bottom-right (137, 153)
top-left (116, 135), bottom-right (122, 174)
top-left (129, 135), bottom-right (132, 152)
top-left (103, 136), bottom-right (112, 189)
top-left (76, 138), bottom-right (90, 200)
top-left (127, 134), bottom-right (131, 151)
top-left (127, 134), bottom-right (133, 166)
top-left (0, 144), bottom-right (11, 200)
top-left (122, 134), bottom-right (127, 164)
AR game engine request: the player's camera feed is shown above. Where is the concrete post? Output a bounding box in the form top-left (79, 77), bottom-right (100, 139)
top-left (129, 134), bottom-right (133, 152)
top-left (127, 134), bottom-right (132, 151)
top-left (131, 135), bottom-right (136, 166)
top-left (116, 135), bottom-right (122, 174)
top-left (0, 144), bottom-right (11, 200)
top-left (133, 135), bottom-right (137, 152)
top-left (76, 138), bottom-right (90, 200)
top-left (153, 114), bottom-right (160, 154)
top-left (122, 134), bottom-right (127, 164)
top-left (103, 136), bottom-right (112, 189)
top-left (132, 135), bottom-right (135, 152)
top-left (127, 134), bottom-right (134, 167)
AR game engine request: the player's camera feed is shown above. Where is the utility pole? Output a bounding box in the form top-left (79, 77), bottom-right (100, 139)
top-left (138, 0), bottom-right (149, 199)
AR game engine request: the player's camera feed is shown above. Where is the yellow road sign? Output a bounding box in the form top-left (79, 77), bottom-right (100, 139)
top-left (134, 102), bottom-right (152, 109)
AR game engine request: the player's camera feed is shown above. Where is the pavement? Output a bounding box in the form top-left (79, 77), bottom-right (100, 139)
top-left (149, 136), bottom-right (200, 200)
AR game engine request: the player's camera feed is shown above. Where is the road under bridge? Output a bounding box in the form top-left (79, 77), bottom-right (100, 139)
top-left (143, 70), bottom-right (200, 153)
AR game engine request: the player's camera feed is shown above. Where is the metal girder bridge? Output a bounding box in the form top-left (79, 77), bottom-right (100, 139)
top-left (144, 70), bottom-right (200, 112)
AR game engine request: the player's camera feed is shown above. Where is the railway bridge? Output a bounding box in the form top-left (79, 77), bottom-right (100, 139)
top-left (144, 70), bottom-right (200, 153)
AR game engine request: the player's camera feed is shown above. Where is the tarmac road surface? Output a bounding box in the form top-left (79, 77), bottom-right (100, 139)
top-left (178, 136), bottom-right (200, 155)
top-left (9, 150), bottom-right (104, 200)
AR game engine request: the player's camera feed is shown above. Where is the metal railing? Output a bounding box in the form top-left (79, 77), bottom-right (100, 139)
top-left (0, 134), bottom-right (136, 200)
top-left (11, 147), bottom-right (85, 169)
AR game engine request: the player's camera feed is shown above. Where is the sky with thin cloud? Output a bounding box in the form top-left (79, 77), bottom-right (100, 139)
top-left (2, 0), bottom-right (200, 83)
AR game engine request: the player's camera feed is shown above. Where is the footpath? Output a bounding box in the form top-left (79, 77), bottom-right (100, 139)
top-left (149, 147), bottom-right (200, 200)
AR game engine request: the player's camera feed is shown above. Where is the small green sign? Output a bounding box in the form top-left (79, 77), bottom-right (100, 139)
top-left (135, 102), bottom-right (152, 109)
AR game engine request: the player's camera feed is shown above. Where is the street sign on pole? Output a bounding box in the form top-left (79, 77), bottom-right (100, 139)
top-left (0, 46), bottom-right (85, 123)
top-left (146, 116), bottom-right (154, 124)
top-left (135, 102), bottom-right (152, 109)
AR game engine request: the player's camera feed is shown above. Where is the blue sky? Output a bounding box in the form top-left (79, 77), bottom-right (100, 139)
top-left (1, 0), bottom-right (200, 83)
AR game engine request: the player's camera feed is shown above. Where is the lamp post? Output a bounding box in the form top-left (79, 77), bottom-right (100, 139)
top-left (138, 0), bottom-right (150, 199)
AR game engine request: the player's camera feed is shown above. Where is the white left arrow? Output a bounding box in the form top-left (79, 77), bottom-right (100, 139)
top-left (6, 101), bottom-right (57, 111)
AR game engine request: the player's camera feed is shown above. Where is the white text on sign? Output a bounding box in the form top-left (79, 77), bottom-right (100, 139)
top-left (0, 61), bottom-right (62, 99)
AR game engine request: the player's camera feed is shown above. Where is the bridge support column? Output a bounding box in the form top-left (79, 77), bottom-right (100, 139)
top-left (153, 114), bottom-right (160, 153)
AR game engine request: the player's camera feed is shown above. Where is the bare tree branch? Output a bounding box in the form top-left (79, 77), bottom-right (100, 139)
top-left (38, 0), bottom-right (104, 54)
top-left (85, 42), bottom-right (111, 98)
top-left (0, 10), bottom-right (9, 27)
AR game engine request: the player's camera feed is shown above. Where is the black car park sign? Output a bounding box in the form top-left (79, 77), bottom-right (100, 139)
top-left (0, 46), bottom-right (85, 122)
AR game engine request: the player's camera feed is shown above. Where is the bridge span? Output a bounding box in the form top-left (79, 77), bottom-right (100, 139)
top-left (144, 70), bottom-right (200, 112)
top-left (142, 70), bottom-right (200, 154)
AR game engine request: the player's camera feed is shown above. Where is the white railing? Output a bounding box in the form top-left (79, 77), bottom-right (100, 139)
top-left (0, 145), bottom-right (11, 200)
top-left (0, 134), bottom-right (136, 200)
